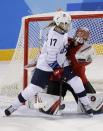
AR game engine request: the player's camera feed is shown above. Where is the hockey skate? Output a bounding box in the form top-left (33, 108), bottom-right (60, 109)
top-left (5, 105), bottom-right (16, 116)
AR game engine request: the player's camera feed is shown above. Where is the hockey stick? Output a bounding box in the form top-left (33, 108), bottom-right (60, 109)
top-left (93, 99), bottom-right (103, 114)
top-left (58, 77), bottom-right (65, 110)
top-left (39, 99), bottom-right (61, 115)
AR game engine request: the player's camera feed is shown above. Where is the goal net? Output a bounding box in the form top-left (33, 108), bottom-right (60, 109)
top-left (0, 11), bottom-right (103, 107)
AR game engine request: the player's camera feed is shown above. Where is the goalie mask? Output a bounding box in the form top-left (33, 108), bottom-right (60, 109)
top-left (75, 27), bottom-right (90, 41)
top-left (53, 11), bottom-right (72, 33)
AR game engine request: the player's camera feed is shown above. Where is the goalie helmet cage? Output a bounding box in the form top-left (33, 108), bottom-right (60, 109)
top-left (0, 11), bottom-right (103, 100)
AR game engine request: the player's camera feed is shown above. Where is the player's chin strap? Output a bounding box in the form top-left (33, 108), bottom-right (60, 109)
top-left (78, 93), bottom-right (103, 114)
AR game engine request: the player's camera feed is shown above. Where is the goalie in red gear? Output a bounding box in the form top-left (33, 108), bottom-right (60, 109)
top-left (67, 27), bottom-right (96, 94)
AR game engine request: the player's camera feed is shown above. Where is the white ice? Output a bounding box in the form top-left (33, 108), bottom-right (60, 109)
top-left (1, 102), bottom-right (103, 131)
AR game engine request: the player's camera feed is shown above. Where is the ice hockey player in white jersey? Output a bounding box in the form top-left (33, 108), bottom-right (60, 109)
top-left (5, 11), bottom-right (93, 117)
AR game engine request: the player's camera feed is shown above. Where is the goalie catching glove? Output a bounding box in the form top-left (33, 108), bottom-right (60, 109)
top-left (75, 45), bottom-right (95, 66)
top-left (76, 55), bottom-right (92, 66)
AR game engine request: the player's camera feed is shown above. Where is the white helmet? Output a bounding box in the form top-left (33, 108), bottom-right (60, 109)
top-left (79, 27), bottom-right (89, 32)
top-left (53, 11), bottom-right (71, 26)
top-left (53, 11), bottom-right (71, 32)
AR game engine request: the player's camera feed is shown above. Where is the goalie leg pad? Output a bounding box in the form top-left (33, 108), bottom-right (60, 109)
top-left (77, 93), bottom-right (103, 114)
top-left (27, 93), bottom-right (44, 109)
top-left (88, 93), bottom-right (103, 111)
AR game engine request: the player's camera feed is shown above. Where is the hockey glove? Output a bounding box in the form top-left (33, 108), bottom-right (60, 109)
top-left (50, 68), bottom-right (64, 81)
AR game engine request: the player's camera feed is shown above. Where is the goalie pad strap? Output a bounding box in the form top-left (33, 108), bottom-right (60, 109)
top-left (77, 90), bottom-right (87, 98)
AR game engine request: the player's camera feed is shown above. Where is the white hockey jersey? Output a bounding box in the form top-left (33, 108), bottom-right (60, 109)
top-left (36, 27), bottom-right (69, 71)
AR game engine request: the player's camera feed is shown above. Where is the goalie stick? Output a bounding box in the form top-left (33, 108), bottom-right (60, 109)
top-left (93, 100), bottom-right (103, 115)
top-left (39, 98), bottom-right (61, 115)
top-left (58, 77), bottom-right (64, 110)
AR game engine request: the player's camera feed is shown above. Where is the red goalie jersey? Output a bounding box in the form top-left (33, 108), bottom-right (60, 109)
top-left (66, 27), bottom-right (96, 93)
top-left (67, 40), bottom-right (88, 84)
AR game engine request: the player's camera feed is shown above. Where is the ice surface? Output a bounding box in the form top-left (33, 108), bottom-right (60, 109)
top-left (86, 56), bottom-right (103, 82)
top-left (0, 102), bottom-right (103, 131)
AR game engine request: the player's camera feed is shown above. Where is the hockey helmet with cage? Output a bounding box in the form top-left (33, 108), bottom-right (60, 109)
top-left (76, 27), bottom-right (90, 41)
top-left (53, 11), bottom-right (72, 32)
